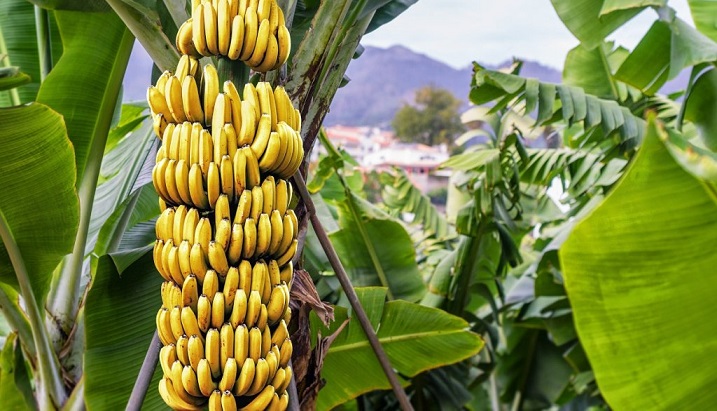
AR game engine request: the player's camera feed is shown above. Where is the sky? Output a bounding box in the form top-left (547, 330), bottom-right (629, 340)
top-left (361, 0), bottom-right (694, 70)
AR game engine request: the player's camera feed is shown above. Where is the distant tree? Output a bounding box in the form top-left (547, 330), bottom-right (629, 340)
top-left (391, 85), bottom-right (465, 146)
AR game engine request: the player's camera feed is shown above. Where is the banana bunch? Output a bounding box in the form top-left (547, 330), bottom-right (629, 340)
top-left (176, 0), bottom-right (291, 72)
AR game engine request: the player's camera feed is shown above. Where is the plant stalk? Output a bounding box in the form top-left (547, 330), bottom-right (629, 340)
top-left (292, 172), bottom-right (413, 411)
top-left (0, 284), bottom-right (36, 358)
top-left (315, 0), bottom-right (366, 90)
top-left (126, 331), bottom-right (161, 411)
top-left (0, 213), bottom-right (67, 408)
top-left (162, 0), bottom-right (188, 29)
top-left (34, 5), bottom-right (53, 81)
top-left (0, 24), bottom-right (21, 106)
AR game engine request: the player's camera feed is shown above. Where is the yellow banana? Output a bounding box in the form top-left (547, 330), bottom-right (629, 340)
top-left (178, 240), bottom-right (193, 280)
top-left (215, 217), bottom-right (232, 251)
top-left (256, 303), bottom-right (268, 330)
top-left (248, 326), bottom-right (262, 363)
top-left (203, 1), bottom-right (219, 55)
top-left (257, 131), bottom-right (282, 173)
top-left (227, 14), bottom-right (245, 60)
top-left (197, 358), bottom-right (217, 396)
top-left (238, 260), bottom-right (253, 295)
top-left (172, 205), bottom-right (188, 245)
top-left (176, 19), bottom-right (201, 58)
top-left (182, 76), bottom-right (204, 123)
top-left (205, 328), bottom-right (222, 379)
top-left (257, 0), bottom-right (270, 21)
top-left (157, 307), bottom-right (174, 345)
top-left (246, 359), bottom-right (271, 397)
top-left (277, 367), bottom-right (292, 396)
top-left (224, 266), bottom-right (240, 309)
top-left (233, 357), bottom-right (255, 396)
top-left (239, 6), bottom-right (259, 61)
top-left (267, 259), bottom-right (281, 288)
top-left (152, 158), bottom-right (172, 205)
top-left (165, 75), bottom-right (187, 123)
top-left (274, 178), bottom-right (289, 215)
top-left (189, 163), bottom-right (210, 209)
top-left (197, 294), bottom-right (212, 333)
top-left (187, 334), bottom-right (205, 371)
top-left (189, 243), bottom-right (209, 283)
top-left (212, 106), bottom-right (229, 165)
top-left (278, 338), bottom-right (292, 367)
top-left (235, 189), bottom-right (252, 226)
top-left (158, 376), bottom-right (203, 410)
top-left (203, 269), bottom-right (220, 301)
top-left (245, 290), bottom-right (261, 328)
top-left (276, 239), bottom-right (297, 267)
top-left (233, 149), bottom-right (248, 201)
top-left (208, 389), bottom-right (222, 411)
top-left (230, 289), bottom-right (248, 327)
top-left (228, 222), bottom-right (245, 265)
top-left (167, 123), bottom-right (182, 159)
top-left (182, 274), bottom-right (199, 312)
top-left (256, 213), bottom-right (272, 257)
top-left (222, 389), bottom-right (238, 411)
top-left (220, 323), bottom-right (235, 374)
top-left (225, 123), bottom-right (239, 160)
top-left (261, 323), bottom-right (272, 358)
top-left (152, 112), bottom-right (168, 139)
top-left (159, 343), bottom-right (177, 376)
top-left (207, 161), bottom-right (221, 208)
top-left (147, 85), bottom-right (173, 120)
top-left (200, 127), bottom-right (214, 174)
top-left (268, 0), bottom-right (279, 34)
top-left (170, 305), bottom-right (184, 340)
top-left (237, 0), bottom-right (248, 17)
top-left (266, 284), bottom-right (286, 325)
top-left (183, 207), bottom-right (200, 242)
top-left (274, 125), bottom-right (294, 177)
top-left (250, 113), bottom-right (272, 160)
top-left (215, 193), bottom-right (231, 226)
top-left (178, 121), bottom-right (192, 163)
top-left (275, 24), bottom-right (291, 70)
top-left (276, 213), bottom-right (294, 258)
top-left (217, 0), bottom-right (232, 55)
top-left (270, 368), bottom-right (285, 396)
top-left (167, 245), bottom-right (185, 284)
top-left (234, 323), bottom-right (249, 364)
top-left (255, 32), bottom-right (279, 73)
top-left (189, 123), bottom-right (201, 165)
top-left (264, 349), bottom-right (278, 382)
top-left (208, 240), bottom-right (230, 276)
top-left (203, 63), bottom-right (220, 126)
top-left (242, 217), bottom-right (257, 259)
top-left (270, 319), bottom-right (288, 347)
top-left (181, 364), bottom-right (204, 397)
top-left (157, 207), bottom-right (174, 242)
top-left (250, 186), bottom-right (264, 221)
top-left (243, 82), bottom-right (261, 122)
top-left (244, 146), bottom-right (262, 189)
top-left (175, 55), bottom-right (191, 79)
top-left (268, 210), bottom-right (283, 256)
top-left (219, 358), bottom-right (238, 392)
top-left (251, 260), bottom-right (267, 295)
top-left (175, 160), bottom-right (193, 207)
top-left (176, 334), bottom-right (191, 366)
top-left (238, 100), bottom-right (256, 146)
top-left (220, 154), bottom-right (235, 201)
top-left (246, 19), bottom-right (270, 68)
top-left (192, 3), bottom-right (209, 56)
top-left (224, 81), bottom-right (243, 132)
top-left (181, 306), bottom-right (203, 338)
top-left (211, 291), bottom-right (226, 329)
top-left (261, 176), bottom-right (276, 214)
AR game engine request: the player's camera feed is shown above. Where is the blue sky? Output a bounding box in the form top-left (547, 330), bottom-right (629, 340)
top-left (362, 0), bottom-right (694, 69)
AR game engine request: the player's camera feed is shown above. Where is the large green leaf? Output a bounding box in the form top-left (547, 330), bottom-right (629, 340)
top-left (550, 0), bottom-right (642, 48)
top-left (687, 0), bottom-right (717, 43)
top-left (312, 287), bottom-right (484, 410)
top-left (683, 66), bottom-right (717, 150)
top-left (364, 0), bottom-right (418, 34)
top-left (36, 10), bottom-right (134, 183)
top-left (330, 192), bottom-right (426, 301)
top-left (84, 251), bottom-right (164, 411)
top-left (613, 20), bottom-right (671, 95)
top-left (599, 0), bottom-right (666, 15)
top-left (27, 0), bottom-right (110, 12)
top-left (560, 117), bottom-right (717, 409)
top-left (0, 333), bottom-right (34, 410)
top-left (0, 103), bottom-right (78, 301)
top-left (563, 42), bottom-right (633, 101)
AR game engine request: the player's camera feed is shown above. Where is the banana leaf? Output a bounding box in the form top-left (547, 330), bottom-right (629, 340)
top-left (560, 116), bottom-right (717, 409)
top-left (549, 0), bottom-right (643, 48)
top-left (687, 0), bottom-right (717, 43)
top-left (0, 333), bottom-right (34, 410)
top-left (312, 287), bottom-right (484, 410)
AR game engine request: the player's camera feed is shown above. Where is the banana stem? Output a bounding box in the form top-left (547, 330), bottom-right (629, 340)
top-left (292, 172), bottom-right (414, 411)
top-left (34, 5), bottom-right (53, 81)
top-left (0, 284), bottom-right (36, 358)
top-left (0, 212), bottom-right (67, 408)
top-left (315, 0), bottom-right (366, 90)
top-left (126, 331), bottom-right (161, 411)
top-left (162, 0), bottom-right (188, 30)
top-left (217, 57), bottom-right (250, 88)
top-left (60, 376), bottom-right (85, 411)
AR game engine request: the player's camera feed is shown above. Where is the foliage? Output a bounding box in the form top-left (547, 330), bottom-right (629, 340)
top-left (392, 85), bottom-right (466, 146)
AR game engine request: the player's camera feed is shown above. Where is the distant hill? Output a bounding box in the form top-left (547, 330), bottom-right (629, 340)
top-left (324, 45), bottom-right (563, 127)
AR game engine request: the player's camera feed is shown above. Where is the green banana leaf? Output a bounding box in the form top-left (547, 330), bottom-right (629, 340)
top-left (36, 10), bottom-right (134, 184)
top-left (687, 0), bottom-right (717, 43)
top-left (599, 0), bottom-right (666, 15)
top-left (84, 250), bottom-right (164, 411)
top-left (562, 42), bottom-right (635, 101)
top-left (329, 191), bottom-right (426, 302)
top-left (550, 0), bottom-right (642, 49)
top-left (560, 116), bottom-right (717, 409)
top-left (0, 103), bottom-right (78, 302)
top-left (0, 333), bottom-right (34, 410)
top-left (682, 66), bottom-right (717, 151)
top-left (0, 0), bottom-right (63, 106)
top-left (26, 0), bottom-right (110, 12)
top-left (0, 69), bottom-right (30, 92)
top-left (312, 287), bottom-right (484, 410)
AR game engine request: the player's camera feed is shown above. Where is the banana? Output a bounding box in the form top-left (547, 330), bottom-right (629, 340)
top-left (227, 14), bottom-right (245, 60)
top-left (176, 334), bottom-right (190, 366)
top-left (233, 358), bottom-right (255, 396)
top-left (288, 128), bottom-right (305, 177)
top-left (159, 343), bottom-right (177, 376)
top-left (245, 290), bottom-right (261, 328)
top-left (159, 196), bottom-right (168, 213)
top-left (224, 81), bottom-right (243, 132)
top-left (286, 209), bottom-right (298, 238)
top-left (157, 307), bottom-right (174, 345)
top-left (275, 213), bottom-right (294, 258)
top-left (238, 100), bottom-right (257, 146)
top-left (219, 358), bottom-right (238, 393)
top-left (215, 194), bottom-right (231, 227)
top-left (261, 323), bottom-right (272, 358)
top-left (276, 238), bottom-right (297, 267)
top-left (170, 305), bottom-right (185, 340)
top-left (212, 104), bottom-right (229, 165)
top-left (211, 291), bottom-right (226, 329)
top-left (268, 0), bottom-right (279, 34)
top-left (274, 125), bottom-right (294, 178)
top-left (222, 390), bottom-right (238, 411)
top-left (207, 161), bottom-right (221, 208)
top-left (182, 76), bottom-right (204, 123)
top-left (152, 112), bottom-right (168, 139)
top-left (270, 319), bottom-right (288, 347)
top-left (270, 368), bottom-right (285, 395)
top-left (235, 189), bottom-right (252, 225)
top-left (255, 32), bottom-right (279, 73)
top-left (147, 85), bottom-right (173, 120)
top-left (208, 389), bottom-right (222, 411)
top-left (274, 179), bottom-right (289, 216)
top-left (224, 266), bottom-right (240, 310)
top-left (215, 218), bottom-right (232, 251)
top-left (257, 302), bottom-right (269, 330)
top-left (276, 24), bottom-right (291, 70)
top-left (203, 269), bottom-right (220, 301)
top-left (250, 113), bottom-right (272, 160)
top-left (205, 328), bottom-right (222, 379)
top-left (160, 238), bottom-right (175, 282)
top-left (294, 107), bottom-right (302, 132)
top-left (233, 150), bottom-right (248, 206)
top-left (166, 124), bottom-right (181, 160)
top-left (176, 19), bottom-right (202, 58)
top-left (217, 0), bottom-right (232, 55)
top-left (197, 359), bottom-right (217, 396)
top-left (181, 365), bottom-right (204, 397)
top-left (152, 158), bottom-right (172, 205)
top-left (167, 245), bottom-right (185, 284)
top-left (176, 55), bottom-right (191, 79)
top-left (264, 349), bottom-right (278, 382)
top-left (261, 176), bottom-right (276, 214)
top-left (192, 3), bottom-right (209, 56)
top-left (203, 63), bottom-right (220, 126)
top-left (273, 86), bottom-right (289, 127)
top-left (278, 338), bottom-right (292, 368)
top-left (250, 186), bottom-right (264, 221)
top-left (188, 334), bottom-right (205, 371)
top-left (161, 280), bottom-right (173, 308)
top-left (197, 294), bottom-right (212, 333)
top-left (175, 159), bottom-right (193, 206)
top-left (237, 0), bottom-right (249, 17)
top-left (243, 82), bottom-right (261, 123)
top-left (182, 274), bottom-right (199, 312)
top-left (165, 75), bottom-right (188, 123)
top-left (244, 146), bottom-right (262, 188)
top-left (230, 289), bottom-right (248, 327)
top-left (266, 284), bottom-right (286, 325)
top-left (189, 163), bottom-right (210, 209)
top-left (181, 306), bottom-right (203, 338)
top-left (200, 128), bottom-right (214, 173)
top-left (246, 359), bottom-right (271, 396)
top-left (229, 0), bottom-right (239, 17)
top-left (276, 367), bottom-right (292, 396)
top-left (172, 205), bottom-right (188, 245)
top-left (190, 242), bottom-right (209, 282)
top-left (190, 123), bottom-right (202, 164)
top-left (246, 19), bottom-right (270, 68)
top-left (238, 260), bottom-right (253, 295)
top-left (257, 131), bottom-right (282, 172)
top-left (183, 207), bottom-right (200, 242)
top-left (268, 210), bottom-right (284, 256)
top-left (155, 242), bottom-right (170, 281)
top-left (178, 240), bottom-right (193, 280)
top-left (208, 240), bottom-right (230, 276)
top-left (220, 323), bottom-right (235, 373)
top-left (225, 124), bottom-right (239, 160)
top-left (203, 1), bottom-right (219, 55)
top-left (256, 213), bottom-right (271, 257)
top-left (242, 217), bottom-right (257, 259)
top-left (179, 121), bottom-right (192, 162)
top-left (251, 260), bottom-right (267, 295)
top-left (239, 6), bottom-right (259, 61)
top-left (247, 325), bottom-right (263, 362)
top-left (220, 154), bottom-right (235, 201)
top-left (158, 376), bottom-right (203, 410)
top-left (257, 0), bottom-right (271, 21)
top-left (228, 222), bottom-right (245, 265)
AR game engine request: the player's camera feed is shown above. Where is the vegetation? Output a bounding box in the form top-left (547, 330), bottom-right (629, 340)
top-left (391, 85), bottom-right (465, 147)
top-left (1, 0), bottom-right (717, 410)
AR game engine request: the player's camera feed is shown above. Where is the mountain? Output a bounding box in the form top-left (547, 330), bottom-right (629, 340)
top-left (324, 45), bottom-right (563, 127)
